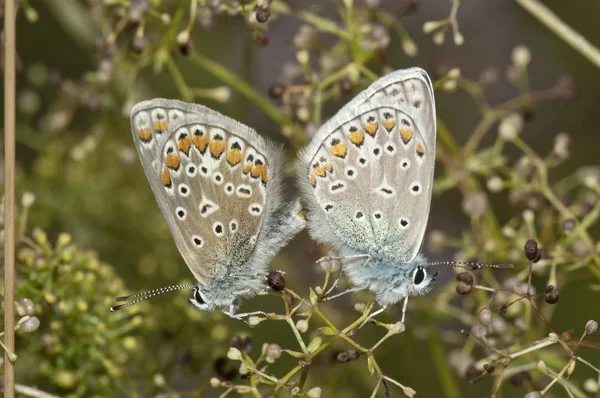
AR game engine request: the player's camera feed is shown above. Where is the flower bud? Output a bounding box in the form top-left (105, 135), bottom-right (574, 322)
top-left (585, 320), bottom-right (598, 335)
top-left (227, 347), bottom-right (242, 361)
top-left (478, 308), bottom-right (492, 327)
top-left (16, 297), bottom-right (35, 316)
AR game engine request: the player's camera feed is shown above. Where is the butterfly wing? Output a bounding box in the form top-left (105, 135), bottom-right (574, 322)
top-left (298, 69), bottom-right (436, 263)
top-left (131, 99), bottom-right (298, 284)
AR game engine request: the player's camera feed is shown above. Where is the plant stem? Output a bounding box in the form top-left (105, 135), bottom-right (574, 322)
top-left (515, 0), bottom-right (600, 69)
top-left (188, 52), bottom-right (292, 127)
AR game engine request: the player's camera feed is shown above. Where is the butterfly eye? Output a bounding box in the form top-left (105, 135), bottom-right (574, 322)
top-left (194, 289), bottom-right (205, 305)
top-left (413, 266), bottom-right (426, 285)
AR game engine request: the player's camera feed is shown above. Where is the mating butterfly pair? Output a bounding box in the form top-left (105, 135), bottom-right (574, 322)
top-left (111, 68), bottom-right (476, 323)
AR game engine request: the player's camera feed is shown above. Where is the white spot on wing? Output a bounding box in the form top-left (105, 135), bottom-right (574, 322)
top-left (199, 197), bottom-right (219, 217)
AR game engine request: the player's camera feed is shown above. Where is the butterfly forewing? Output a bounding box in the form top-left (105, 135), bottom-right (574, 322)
top-left (299, 69), bottom-right (436, 263)
top-left (131, 100), bottom-right (272, 283)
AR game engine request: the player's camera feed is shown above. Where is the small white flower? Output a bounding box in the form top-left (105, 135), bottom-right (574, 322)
top-left (453, 31), bottom-right (464, 46)
top-left (512, 45), bottom-right (531, 67)
top-left (486, 176), bottom-right (504, 193)
top-left (306, 387), bottom-right (322, 398)
top-left (227, 347), bottom-right (242, 361)
top-left (21, 192), bottom-right (36, 208)
top-left (210, 378), bottom-right (220, 388)
top-left (498, 113), bottom-right (524, 141)
top-left (296, 319), bottom-right (309, 333)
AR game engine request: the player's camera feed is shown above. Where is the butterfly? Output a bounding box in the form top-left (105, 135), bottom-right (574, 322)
top-left (110, 99), bottom-right (305, 319)
top-left (297, 68), bottom-right (442, 324)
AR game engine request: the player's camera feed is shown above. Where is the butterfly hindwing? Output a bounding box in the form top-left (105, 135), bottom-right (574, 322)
top-left (298, 69), bottom-right (436, 263)
top-left (130, 99), bottom-right (289, 284)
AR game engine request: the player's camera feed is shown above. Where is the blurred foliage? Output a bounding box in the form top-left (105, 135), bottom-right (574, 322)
top-left (1, 0), bottom-right (599, 397)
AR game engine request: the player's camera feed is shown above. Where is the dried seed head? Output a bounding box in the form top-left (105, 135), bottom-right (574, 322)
top-left (178, 37), bottom-right (194, 56)
top-left (479, 308), bottom-right (493, 327)
top-left (544, 291), bottom-right (560, 304)
top-left (268, 83), bottom-right (286, 99)
top-left (336, 349), bottom-right (360, 363)
top-left (585, 320), bottom-right (598, 335)
top-left (456, 283), bottom-right (473, 295)
top-left (545, 285), bottom-right (555, 293)
top-left (483, 364), bottom-right (495, 373)
top-left (498, 304), bottom-right (508, 315)
top-left (456, 272), bottom-right (474, 286)
top-left (267, 271), bottom-right (285, 291)
top-left (524, 239), bottom-right (540, 262)
top-left (255, 7), bottom-right (271, 23)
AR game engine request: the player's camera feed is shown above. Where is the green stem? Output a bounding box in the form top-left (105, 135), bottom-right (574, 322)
top-left (188, 52), bottom-right (292, 126)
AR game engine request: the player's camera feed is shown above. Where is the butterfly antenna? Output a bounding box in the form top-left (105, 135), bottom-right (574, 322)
top-left (110, 284), bottom-right (195, 312)
top-left (426, 261), bottom-right (513, 270)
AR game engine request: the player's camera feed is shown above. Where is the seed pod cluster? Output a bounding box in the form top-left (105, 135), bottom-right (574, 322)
top-left (456, 271), bottom-right (474, 295)
top-left (524, 239), bottom-right (542, 263)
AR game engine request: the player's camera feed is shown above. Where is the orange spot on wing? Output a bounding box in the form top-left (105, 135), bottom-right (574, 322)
top-left (242, 163), bottom-right (253, 174)
top-left (382, 119), bottom-right (395, 132)
top-left (178, 136), bottom-right (192, 155)
top-left (261, 167), bottom-right (268, 185)
top-left (364, 123), bottom-right (378, 137)
top-left (161, 167), bottom-right (172, 188)
top-left (137, 128), bottom-right (152, 143)
top-left (313, 166), bottom-right (327, 177)
top-left (153, 120), bottom-right (168, 132)
top-left (324, 163), bottom-right (333, 173)
top-left (348, 130), bottom-right (365, 146)
top-left (192, 135), bottom-right (209, 153)
top-left (209, 139), bottom-right (226, 159)
top-left (400, 128), bottom-right (413, 145)
top-left (165, 153), bottom-right (181, 170)
top-left (226, 149), bottom-right (242, 167)
top-left (416, 142), bottom-right (425, 157)
top-left (309, 174), bottom-right (317, 187)
top-left (251, 164), bottom-right (268, 185)
top-left (330, 143), bottom-right (347, 158)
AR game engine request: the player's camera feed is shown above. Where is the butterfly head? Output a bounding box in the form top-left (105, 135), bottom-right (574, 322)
top-left (188, 286), bottom-right (216, 312)
top-left (403, 264), bottom-right (438, 297)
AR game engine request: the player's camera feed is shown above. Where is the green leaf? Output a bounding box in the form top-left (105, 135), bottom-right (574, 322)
top-left (309, 288), bottom-right (318, 305)
top-left (321, 327), bottom-right (337, 336)
top-left (283, 349), bottom-right (305, 359)
top-left (307, 335), bottom-right (322, 354)
top-left (367, 356), bottom-right (375, 375)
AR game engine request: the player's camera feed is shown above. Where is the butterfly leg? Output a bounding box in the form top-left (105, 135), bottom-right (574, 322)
top-left (321, 286), bottom-right (362, 302)
top-left (400, 296), bottom-right (409, 324)
top-left (322, 269), bottom-right (343, 297)
top-left (355, 305), bottom-right (387, 330)
top-left (316, 254), bottom-right (370, 264)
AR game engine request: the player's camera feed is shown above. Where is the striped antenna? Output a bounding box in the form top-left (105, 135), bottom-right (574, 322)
top-left (426, 261), bottom-right (513, 270)
top-left (110, 284), bottom-right (195, 312)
